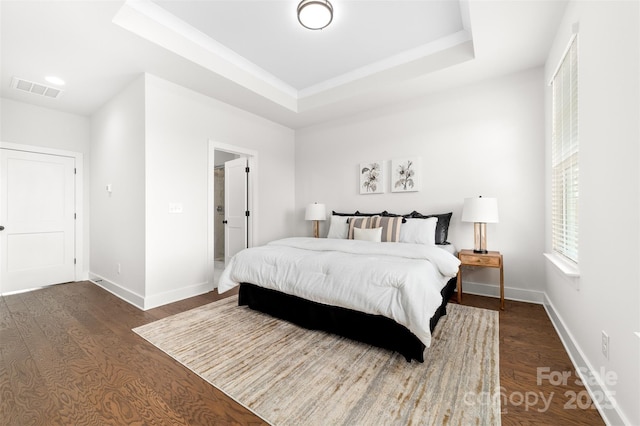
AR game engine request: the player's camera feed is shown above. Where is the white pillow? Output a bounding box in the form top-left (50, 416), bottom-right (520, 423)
top-left (326, 215), bottom-right (351, 239)
top-left (354, 227), bottom-right (382, 242)
top-left (399, 217), bottom-right (438, 245)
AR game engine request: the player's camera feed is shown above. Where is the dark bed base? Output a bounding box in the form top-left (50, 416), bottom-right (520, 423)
top-left (237, 277), bottom-right (457, 363)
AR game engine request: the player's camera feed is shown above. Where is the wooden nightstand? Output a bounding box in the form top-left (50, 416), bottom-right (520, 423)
top-left (456, 249), bottom-right (505, 310)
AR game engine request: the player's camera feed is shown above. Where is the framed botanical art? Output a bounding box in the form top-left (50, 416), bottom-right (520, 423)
top-left (359, 161), bottom-right (384, 194)
top-left (391, 157), bottom-right (421, 192)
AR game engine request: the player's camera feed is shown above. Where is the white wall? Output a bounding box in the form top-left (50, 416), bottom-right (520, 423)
top-left (142, 74), bottom-right (295, 307)
top-left (295, 68), bottom-right (546, 301)
top-left (544, 2), bottom-right (639, 425)
top-left (90, 77), bottom-right (147, 304)
top-left (89, 73), bottom-right (294, 309)
top-left (0, 98), bottom-right (91, 279)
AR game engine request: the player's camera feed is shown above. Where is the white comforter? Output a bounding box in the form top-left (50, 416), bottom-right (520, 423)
top-left (218, 238), bottom-right (461, 347)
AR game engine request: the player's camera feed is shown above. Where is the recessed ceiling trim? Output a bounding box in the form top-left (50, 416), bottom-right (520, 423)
top-left (299, 30), bottom-right (473, 99)
top-left (114, 0), bottom-right (476, 114)
top-left (298, 39), bottom-right (475, 112)
top-left (459, 0), bottom-right (473, 31)
top-left (112, 0), bottom-right (474, 113)
top-left (114, 0), bottom-right (299, 111)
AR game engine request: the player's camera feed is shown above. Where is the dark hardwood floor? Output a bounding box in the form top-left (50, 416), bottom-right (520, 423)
top-left (1, 281), bottom-right (604, 425)
top-left (460, 294), bottom-right (605, 425)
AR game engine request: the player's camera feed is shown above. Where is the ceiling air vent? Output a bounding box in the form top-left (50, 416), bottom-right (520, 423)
top-left (11, 77), bottom-right (63, 99)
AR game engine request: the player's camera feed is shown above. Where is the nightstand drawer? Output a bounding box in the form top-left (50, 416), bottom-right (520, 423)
top-left (457, 249), bottom-right (505, 310)
top-left (459, 253), bottom-right (501, 267)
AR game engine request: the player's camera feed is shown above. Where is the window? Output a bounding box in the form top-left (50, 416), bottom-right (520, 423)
top-left (551, 36), bottom-right (579, 263)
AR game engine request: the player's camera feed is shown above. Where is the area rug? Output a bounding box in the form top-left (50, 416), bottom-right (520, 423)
top-left (133, 297), bottom-right (500, 425)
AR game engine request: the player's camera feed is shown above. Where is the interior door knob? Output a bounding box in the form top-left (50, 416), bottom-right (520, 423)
top-left (0, 226), bottom-right (4, 231)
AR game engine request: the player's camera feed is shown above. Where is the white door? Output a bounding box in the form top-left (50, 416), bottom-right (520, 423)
top-left (224, 157), bottom-right (248, 264)
top-left (0, 149), bottom-right (76, 294)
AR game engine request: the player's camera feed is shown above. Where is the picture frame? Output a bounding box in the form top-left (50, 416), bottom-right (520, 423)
top-left (391, 157), bottom-right (421, 192)
top-left (359, 161), bottom-right (384, 194)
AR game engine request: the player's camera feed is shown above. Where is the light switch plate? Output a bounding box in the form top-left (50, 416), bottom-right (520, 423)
top-left (169, 203), bottom-right (183, 214)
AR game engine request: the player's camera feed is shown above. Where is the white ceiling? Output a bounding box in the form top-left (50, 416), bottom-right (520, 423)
top-left (154, 0), bottom-right (466, 90)
top-left (0, 0), bottom-right (568, 129)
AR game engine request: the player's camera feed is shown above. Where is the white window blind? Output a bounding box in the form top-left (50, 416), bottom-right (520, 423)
top-left (551, 36), bottom-right (579, 263)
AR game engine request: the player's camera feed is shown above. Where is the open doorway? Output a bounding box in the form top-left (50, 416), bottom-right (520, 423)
top-left (213, 150), bottom-right (239, 272)
top-left (208, 141), bottom-right (257, 288)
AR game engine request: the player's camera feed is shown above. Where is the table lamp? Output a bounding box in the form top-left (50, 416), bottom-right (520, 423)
top-left (305, 202), bottom-right (326, 238)
top-left (461, 196), bottom-right (499, 253)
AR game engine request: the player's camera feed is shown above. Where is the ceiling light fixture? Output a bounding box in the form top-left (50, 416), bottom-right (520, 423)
top-left (45, 76), bottom-right (65, 86)
top-left (297, 0), bottom-right (333, 30)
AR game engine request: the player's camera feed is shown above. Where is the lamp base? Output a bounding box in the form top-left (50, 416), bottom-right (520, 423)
top-left (473, 222), bottom-right (488, 253)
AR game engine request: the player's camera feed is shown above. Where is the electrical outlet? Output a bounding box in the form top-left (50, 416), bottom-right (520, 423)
top-left (601, 331), bottom-right (609, 359)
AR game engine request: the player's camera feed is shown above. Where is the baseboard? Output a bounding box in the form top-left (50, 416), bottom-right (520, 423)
top-left (543, 294), bottom-right (629, 426)
top-left (89, 272), bottom-right (214, 311)
top-left (142, 281), bottom-right (214, 310)
top-left (461, 280), bottom-right (545, 305)
top-left (89, 273), bottom-right (145, 310)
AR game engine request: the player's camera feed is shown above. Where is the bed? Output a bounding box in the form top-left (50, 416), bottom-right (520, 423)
top-left (217, 211), bottom-right (460, 362)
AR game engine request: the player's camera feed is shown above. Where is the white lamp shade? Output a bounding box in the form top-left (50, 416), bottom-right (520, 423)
top-left (305, 203), bottom-right (326, 221)
top-left (461, 197), bottom-right (499, 223)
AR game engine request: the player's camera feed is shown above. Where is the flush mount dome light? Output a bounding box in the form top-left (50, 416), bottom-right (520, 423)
top-left (45, 76), bottom-right (65, 86)
top-left (297, 0), bottom-right (333, 30)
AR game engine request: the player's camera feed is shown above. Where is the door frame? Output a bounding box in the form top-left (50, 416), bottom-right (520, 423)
top-left (208, 140), bottom-right (257, 288)
top-left (0, 141), bottom-right (84, 292)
